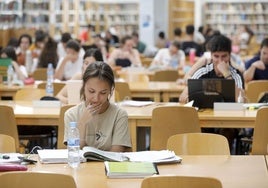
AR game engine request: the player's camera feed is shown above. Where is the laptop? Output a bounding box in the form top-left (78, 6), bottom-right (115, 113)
top-left (188, 79), bottom-right (236, 109)
top-left (66, 80), bottom-right (83, 104)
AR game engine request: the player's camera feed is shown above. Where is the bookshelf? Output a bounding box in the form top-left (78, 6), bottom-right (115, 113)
top-left (204, 0), bottom-right (268, 43)
top-left (168, 0), bottom-right (194, 38)
top-left (0, 0), bottom-right (23, 29)
top-left (0, 0), bottom-right (139, 46)
top-left (89, 0), bottom-right (139, 38)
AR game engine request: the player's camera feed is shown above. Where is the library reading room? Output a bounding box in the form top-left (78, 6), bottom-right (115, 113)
top-left (0, 0), bottom-right (268, 188)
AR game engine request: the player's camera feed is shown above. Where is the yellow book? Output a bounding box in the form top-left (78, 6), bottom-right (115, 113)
top-left (104, 161), bottom-right (159, 179)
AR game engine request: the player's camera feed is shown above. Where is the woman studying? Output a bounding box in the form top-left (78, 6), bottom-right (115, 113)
top-left (64, 62), bottom-right (132, 152)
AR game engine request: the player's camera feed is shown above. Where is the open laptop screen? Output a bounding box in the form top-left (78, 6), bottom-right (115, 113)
top-left (188, 79), bottom-right (236, 109)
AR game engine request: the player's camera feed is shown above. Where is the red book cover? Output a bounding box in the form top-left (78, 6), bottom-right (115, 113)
top-left (0, 163), bottom-right (28, 172)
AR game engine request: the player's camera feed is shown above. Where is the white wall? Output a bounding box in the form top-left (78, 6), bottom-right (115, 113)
top-left (139, 0), bottom-right (168, 47)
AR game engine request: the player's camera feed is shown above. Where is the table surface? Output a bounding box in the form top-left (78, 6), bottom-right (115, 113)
top-left (25, 155), bottom-right (268, 188)
top-left (0, 101), bottom-right (258, 151)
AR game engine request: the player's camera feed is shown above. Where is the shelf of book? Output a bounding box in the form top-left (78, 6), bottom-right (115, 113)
top-left (204, 0), bottom-right (268, 43)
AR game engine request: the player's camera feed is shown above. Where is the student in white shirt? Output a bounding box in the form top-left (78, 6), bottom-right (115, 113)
top-left (1, 46), bottom-right (28, 81)
top-left (150, 41), bottom-right (186, 70)
top-left (55, 40), bottom-right (84, 80)
top-left (64, 61), bottom-right (132, 151)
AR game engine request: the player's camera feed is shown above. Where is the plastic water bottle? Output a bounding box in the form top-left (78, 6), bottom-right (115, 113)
top-left (189, 48), bottom-right (196, 65)
top-left (25, 50), bottom-right (32, 74)
top-left (67, 122), bottom-right (80, 168)
top-left (46, 63), bottom-right (54, 96)
top-left (7, 65), bottom-right (13, 86)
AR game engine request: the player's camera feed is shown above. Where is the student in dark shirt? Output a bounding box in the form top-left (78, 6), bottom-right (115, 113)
top-left (243, 38), bottom-right (268, 83)
top-left (181, 25), bottom-right (203, 57)
top-left (180, 34), bottom-right (244, 152)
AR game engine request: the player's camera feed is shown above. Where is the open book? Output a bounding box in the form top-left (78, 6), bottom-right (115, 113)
top-left (37, 147), bottom-right (181, 164)
top-left (83, 146), bottom-right (182, 164)
top-left (104, 161), bottom-right (159, 178)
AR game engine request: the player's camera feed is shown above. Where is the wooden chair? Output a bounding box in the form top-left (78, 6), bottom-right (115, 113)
top-left (152, 70), bottom-right (179, 81)
top-left (115, 81), bottom-right (132, 102)
top-left (0, 106), bottom-right (20, 152)
top-left (167, 133), bottom-right (230, 155)
top-left (0, 134), bottom-right (16, 153)
top-left (37, 82), bottom-right (65, 96)
top-left (14, 88), bottom-right (46, 101)
top-left (57, 105), bottom-right (75, 149)
top-left (14, 88), bottom-right (54, 150)
top-left (150, 106), bottom-right (201, 150)
top-left (32, 68), bottom-right (47, 81)
top-left (0, 171), bottom-right (77, 188)
top-left (246, 80), bottom-right (268, 103)
top-left (251, 107), bottom-right (268, 155)
top-left (141, 176), bottom-right (222, 188)
top-left (141, 57), bottom-right (153, 68)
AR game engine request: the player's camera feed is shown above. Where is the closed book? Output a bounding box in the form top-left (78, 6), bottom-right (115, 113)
top-left (104, 161), bottom-right (159, 178)
top-left (0, 163), bottom-right (27, 172)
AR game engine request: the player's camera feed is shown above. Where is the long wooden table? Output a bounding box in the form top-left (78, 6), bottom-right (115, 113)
top-left (129, 82), bottom-right (185, 102)
top-left (0, 101), bottom-right (258, 151)
top-left (25, 155), bottom-right (268, 188)
top-left (1, 81), bottom-right (185, 102)
top-left (0, 84), bottom-right (23, 99)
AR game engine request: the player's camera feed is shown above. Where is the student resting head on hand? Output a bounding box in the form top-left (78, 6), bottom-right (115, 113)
top-left (64, 61), bottom-right (132, 152)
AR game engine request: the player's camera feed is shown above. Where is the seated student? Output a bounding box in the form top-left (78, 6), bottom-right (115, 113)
top-left (107, 35), bottom-right (141, 68)
top-left (243, 37), bottom-right (268, 83)
top-left (179, 34), bottom-right (244, 151)
top-left (149, 41), bottom-right (186, 71)
top-left (64, 61), bottom-right (132, 152)
top-left (54, 40), bottom-right (84, 80)
top-left (56, 48), bottom-right (103, 104)
top-left (0, 46), bottom-right (28, 81)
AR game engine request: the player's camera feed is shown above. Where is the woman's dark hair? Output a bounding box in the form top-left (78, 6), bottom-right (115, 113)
top-left (158, 31), bottom-right (165, 39)
top-left (38, 36), bottom-right (58, 68)
top-left (120, 35), bottom-right (132, 45)
top-left (80, 62), bottom-right (114, 101)
top-left (1, 46), bottom-right (17, 61)
top-left (66, 39), bottom-right (81, 52)
top-left (18, 34), bottom-right (32, 46)
top-left (83, 48), bottom-right (103, 61)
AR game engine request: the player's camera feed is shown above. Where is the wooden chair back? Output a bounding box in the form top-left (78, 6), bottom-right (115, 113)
top-left (0, 171), bottom-right (77, 188)
top-left (141, 57), bottom-right (153, 68)
top-left (141, 176), bottom-right (222, 188)
top-left (0, 106), bottom-right (19, 152)
top-left (57, 105), bottom-right (75, 149)
top-left (32, 68), bottom-right (47, 81)
top-left (115, 82), bottom-right (132, 102)
top-left (246, 80), bottom-right (268, 103)
top-left (167, 133), bottom-right (230, 155)
top-left (0, 134), bottom-right (16, 153)
top-left (251, 107), bottom-right (268, 154)
top-left (15, 88), bottom-right (46, 101)
top-left (37, 82), bottom-right (65, 96)
top-left (153, 70), bottom-right (179, 81)
top-left (150, 106), bottom-right (201, 150)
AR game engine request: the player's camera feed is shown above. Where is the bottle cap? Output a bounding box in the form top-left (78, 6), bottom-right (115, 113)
top-left (69, 122), bottom-right (77, 127)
